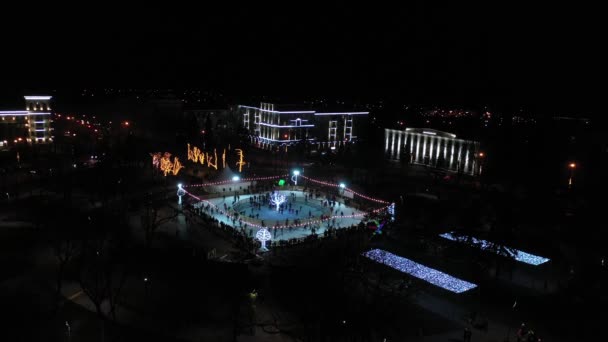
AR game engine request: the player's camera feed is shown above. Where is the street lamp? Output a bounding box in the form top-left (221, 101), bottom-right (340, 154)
top-left (177, 183), bottom-right (186, 205)
top-left (291, 170), bottom-right (300, 186)
top-left (568, 162), bottom-right (576, 189)
top-left (477, 152), bottom-right (485, 175)
top-left (232, 175), bottom-right (240, 182)
top-left (339, 182), bottom-right (346, 196)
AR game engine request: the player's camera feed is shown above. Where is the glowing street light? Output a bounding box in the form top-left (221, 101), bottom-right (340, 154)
top-left (232, 175), bottom-right (240, 182)
top-left (338, 182), bottom-right (346, 196)
top-left (291, 169), bottom-right (300, 185)
top-left (177, 183), bottom-right (186, 205)
top-left (568, 162), bottom-right (576, 189)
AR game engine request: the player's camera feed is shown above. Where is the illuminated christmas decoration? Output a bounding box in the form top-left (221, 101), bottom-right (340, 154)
top-left (187, 144), bottom-right (247, 171)
top-left (269, 191), bottom-right (286, 211)
top-left (278, 179), bottom-right (286, 187)
top-left (363, 249), bottom-right (477, 293)
top-left (300, 175), bottom-right (390, 204)
top-left (222, 149), bottom-right (226, 169)
top-left (439, 232), bottom-right (550, 266)
top-left (154, 152), bottom-right (184, 176)
top-left (184, 174), bottom-right (289, 188)
top-left (187, 143), bottom-right (205, 165)
top-left (150, 152), bottom-right (161, 168)
top-left (206, 149), bottom-right (218, 170)
top-left (235, 149), bottom-right (246, 172)
top-left (256, 228), bottom-right (272, 251)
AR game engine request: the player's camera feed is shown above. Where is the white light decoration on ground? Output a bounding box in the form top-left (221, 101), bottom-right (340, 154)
top-left (439, 232), bottom-right (550, 266)
top-left (363, 249), bottom-right (477, 293)
top-left (256, 228), bottom-right (272, 251)
top-left (177, 183), bottom-right (186, 205)
top-left (24, 96), bottom-right (52, 100)
top-left (269, 192), bottom-right (286, 211)
top-left (292, 170), bottom-right (300, 185)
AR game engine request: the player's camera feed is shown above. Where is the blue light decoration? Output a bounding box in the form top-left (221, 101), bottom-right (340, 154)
top-left (439, 232), bottom-right (550, 266)
top-left (362, 249), bottom-right (477, 293)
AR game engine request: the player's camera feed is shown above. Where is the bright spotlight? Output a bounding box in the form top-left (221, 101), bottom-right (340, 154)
top-left (178, 183), bottom-right (183, 189)
top-left (339, 183), bottom-right (346, 188)
top-left (293, 170), bottom-right (300, 176)
top-left (232, 176), bottom-right (240, 181)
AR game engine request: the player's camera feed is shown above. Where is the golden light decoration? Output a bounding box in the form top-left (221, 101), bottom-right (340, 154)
top-left (207, 149), bottom-right (218, 170)
top-left (222, 149), bottom-right (227, 169)
top-left (151, 152), bottom-right (184, 176)
top-left (235, 149), bottom-right (246, 173)
top-left (187, 144), bottom-right (245, 171)
top-left (187, 143), bottom-right (205, 165)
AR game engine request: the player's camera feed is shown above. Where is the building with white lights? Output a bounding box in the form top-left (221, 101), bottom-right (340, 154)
top-left (0, 96), bottom-right (53, 149)
top-left (385, 128), bottom-right (481, 175)
top-left (238, 103), bottom-right (369, 149)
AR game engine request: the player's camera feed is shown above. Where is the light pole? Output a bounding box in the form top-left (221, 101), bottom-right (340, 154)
top-left (568, 162), bottom-right (576, 189)
top-left (477, 152), bottom-right (485, 176)
top-left (291, 170), bottom-right (300, 186)
top-left (65, 320), bottom-right (71, 341)
top-left (177, 183), bottom-right (186, 205)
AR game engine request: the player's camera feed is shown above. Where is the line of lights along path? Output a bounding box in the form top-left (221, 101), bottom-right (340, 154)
top-left (362, 249), bottom-right (478, 294)
top-left (439, 232), bottom-right (550, 266)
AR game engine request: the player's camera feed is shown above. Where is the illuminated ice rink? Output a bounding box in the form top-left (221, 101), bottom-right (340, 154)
top-left (195, 190), bottom-right (367, 241)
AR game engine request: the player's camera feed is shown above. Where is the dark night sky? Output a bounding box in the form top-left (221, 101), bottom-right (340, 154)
top-left (1, 3), bottom-right (604, 108)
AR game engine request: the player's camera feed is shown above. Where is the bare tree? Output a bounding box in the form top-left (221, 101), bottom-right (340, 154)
top-left (50, 227), bottom-right (80, 305)
top-left (141, 200), bottom-right (179, 247)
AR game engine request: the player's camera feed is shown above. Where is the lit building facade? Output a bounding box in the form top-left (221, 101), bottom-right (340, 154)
top-left (239, 103), bottom-right (368, 149)
top-left (385, 128), bottom-right (481, 175)
top-left (0, 96), bottom-right (53, 149)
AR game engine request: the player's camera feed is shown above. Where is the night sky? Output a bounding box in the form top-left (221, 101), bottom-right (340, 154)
top-left (1, 3), bottom-right (604, 107)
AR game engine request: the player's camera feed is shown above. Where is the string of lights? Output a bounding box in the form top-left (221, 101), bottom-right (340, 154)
top-left (439, 232), bottom-right (550, 266)
top-left (300, 175), bottom-right (390, 204)
top-left (184, 174), bottom-right (289, 188)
